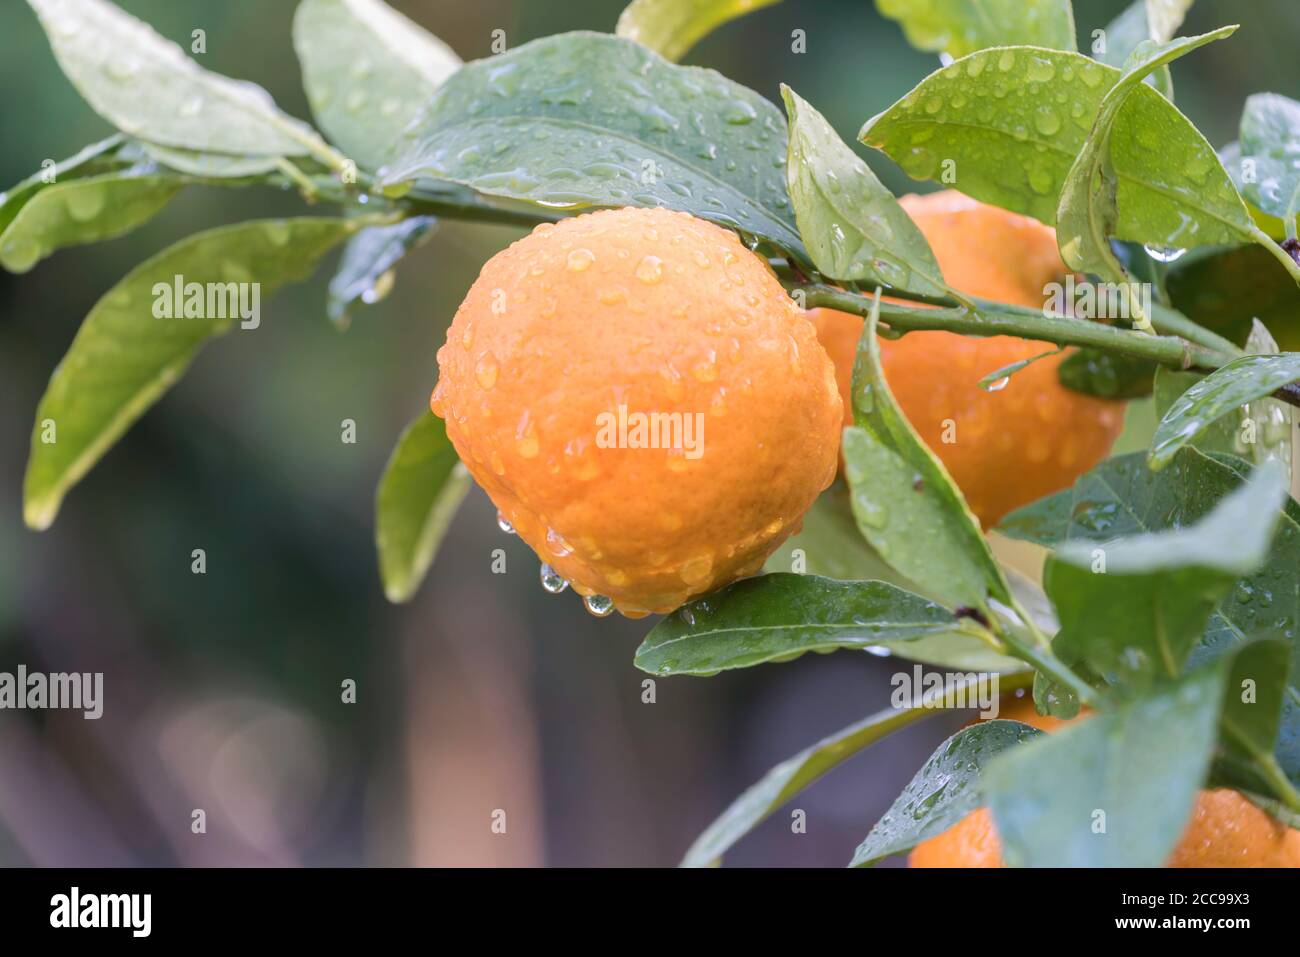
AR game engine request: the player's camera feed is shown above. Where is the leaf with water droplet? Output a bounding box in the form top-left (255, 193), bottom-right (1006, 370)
top-left (1238, 93), bottom-right (1300, 243)
top-left (843, 296), bottom-right (1012, 611)
top-left (1045, 458), bottom-right (1286, 691)
top-left (0, 134), bottom-right (127, 237)
top-left (849, 719), bottom-right (1042, 867)
top-left (875, 0), bottom-right (1077, 59)
top-left (676, 668), bottom-right (1032, 866)
top-left (136, 142), bottom-right (282, 178)
top-left (327, 215), bottom-right (436, 327)
top-left (29, 0), bottom-right (318, 155)
top-left (23, 217), bottom-right (357, 530)
top-left (1150, 351), bottom-right (1300, 470)
top-left (293, 0), bottom-right (462, 171)
top-left (0, 173), bottom-right (182, 273)
top-left (1055, 27), bottom-right (1242, 318)
top-left (375, 410), bottom-right (471, 603)
top-left (379, 32), bottom-right (806, 261)
top-left (615, 0), bottom-right (781, 63)
top-left (635, 573), bottom-right (985, 676)
top-left (781, 85), bottom-right (950, 297)
top-left (986, 658), bottom-right (1228, 866)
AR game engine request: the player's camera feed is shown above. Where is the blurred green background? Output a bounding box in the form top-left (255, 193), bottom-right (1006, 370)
top-left (0, 0), bottom-right (1294, 866)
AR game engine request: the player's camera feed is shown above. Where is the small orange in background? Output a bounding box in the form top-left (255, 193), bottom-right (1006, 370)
top-left (430, 206), bottom-right (842, 617)
top-left (809, 190), bottom-right (1126, 528)
top-left (909, 695), bottom-right (1300, 867)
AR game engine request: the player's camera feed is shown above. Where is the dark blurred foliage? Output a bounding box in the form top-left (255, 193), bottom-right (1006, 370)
top-left (0, 0), bottom-right (1292, 866)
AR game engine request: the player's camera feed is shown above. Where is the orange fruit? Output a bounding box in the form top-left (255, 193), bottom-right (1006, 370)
top-left (809, 190), bottom-right (1125, 527)
top-left (909, 695), bottom-right (1300, 867)
top-left (430, 206), bottom-right (841, 617)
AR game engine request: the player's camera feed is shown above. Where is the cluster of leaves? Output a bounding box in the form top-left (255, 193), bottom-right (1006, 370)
top-left (7, 0), bottom-right (1300, 865)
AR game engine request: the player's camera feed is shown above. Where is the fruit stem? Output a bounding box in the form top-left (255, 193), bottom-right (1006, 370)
top-left (799, 283), bottom-right (1237, 376)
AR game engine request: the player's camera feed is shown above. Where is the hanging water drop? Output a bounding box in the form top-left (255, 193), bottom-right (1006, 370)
top-left (583, 594), bottom-right (615, 617)
top-left (1144, 243), bottom-right (1187, 263)
top-left (496, 511), bottom-right (515, 534)
top-left (539, 563), bottom-right (569, 594)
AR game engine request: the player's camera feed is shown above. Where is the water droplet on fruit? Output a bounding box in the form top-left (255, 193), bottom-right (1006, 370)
top-left (497, 511), bottom-right (515, 534)
top-left (583, 594), bottom-right (615, 617)
top-left (539, 563), bottom-right (569, 594)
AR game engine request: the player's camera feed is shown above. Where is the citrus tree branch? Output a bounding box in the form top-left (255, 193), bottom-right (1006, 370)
top-left (798, 283), bottom-right (1240, 375)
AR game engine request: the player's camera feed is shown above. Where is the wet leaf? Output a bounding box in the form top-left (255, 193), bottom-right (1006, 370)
top-left (1212, 639), bottom-right (1293, 799)
top-left (24, 218), bottom-right (356, 530)
top-left (1044, 463), bottom-right (1286, 688)
top-left (1238, 93), bottom-right (1300, 241)
top-left (1055, 28), bottom-right (1240, 298)
top-left (875, 0), bottom-right (1076, 58)
top-left (29, 0), bottom-right (317, 155)
top-left (998, 449), bottom-right (1300, 785)
top-left (986, 660), bottom-right (1226, 866)
top-left (781, 86), bottom-right (948, 296)
top-left (1149, 352), bottom-right (1300, 469)
top-left (375, 411), bottom-right (471, 603)
top-left (765, 485), bottom-right (1031, 672)
top-left (293, 0), bottom-right (462, 171)
top-left (634, 573), bottom-right (981, 676)
top-left (678, 670), bottom-right (1032, 866)
top-left (615, 0), bottom-right (781, 62)
top-left (0, 173), bottom-right (182, 273)
top-left (849, 719), bottom-right (1042, 867)
top-left (844, 300), bottom-right (1011, 611)
top-left (1057, 348), bottom-right (1156, 398)
top-left (1096, 0), bottom-right (1195, 99)
top-left (327, 216), bottom-right (437, 327)
top-left (379, 31), bottom-right (805, 259)
top-left (0, 135), bottom-right (126, 235)
top-left (137, 142), bottom-right (282, 178)
top-left (1166, 243), bottom-right (1300, 350)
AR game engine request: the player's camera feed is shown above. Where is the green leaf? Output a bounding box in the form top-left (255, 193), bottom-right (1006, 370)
top-left (379, 32), bottom-right (805, 259)
top-left (1213, 639), bottom-right (1292, 798)
top-left (0, 173), bottom-right (182, 273)
top-left (634, 573), bottom-right (981, 676)
top-left (615, 0), bottom-right (781, 62)
top-left (849, 719), bottom-right (1042, 867)
top-left (0, 135), bottom-right (126, 235)
top-left (765, 485), bottom-right (1031, 672)
top-left (23, 217), bottom-right (356, 530)
top-left (1149, 352), bottom-right (1300, 469)
top-left (781, 86), bottom-right (948, 296)
top-left (844, 299), bottom-right (1011, 611)
top-left (1096, 0), bottom-right (1195, 99)
top-left (1057, 348), bottom-right (1156, 398)
top-left (293, 0), bottom-right (462, 171)
top-left (997, 449), bottom-right (1300, 784)
top-left (986, 661), bottom-right (1227, 866)
top-left (28, 0), bottom-right (317, 156)
top-left (862, 44), bottom-right (1245, 238)
top-left (1055, 27), bottom-right (1240, 310)
top-left (678, 670), bottom-right (1032, 866)
top-left (1239, 93), bottom-right (1300, 241)
top-left (861, 48), bottom-right (1113, 225)
top-left (136, 142), bottom-right (282, 178)
top-left (375, 411), bottom-right (471, 603)
top-left (1045, 462), bottom-right (1287, 686)
top-left (327, 216), bottom-right (437, 327)
top-left (875, 0), bottom-right (1077, 58)
top-left (1166, 243), bottom-right (1300, 350)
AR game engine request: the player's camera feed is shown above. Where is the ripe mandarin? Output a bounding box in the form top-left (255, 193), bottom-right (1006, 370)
top-left (809, 190), bottom-right (1125, 527)
top-left (430, 206), bottom-right (842, 617)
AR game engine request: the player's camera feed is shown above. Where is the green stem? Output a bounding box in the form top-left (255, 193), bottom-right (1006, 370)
top-left (1149, 301), bottom-right (1245, 358)
top-left (1251, 224), bottom-right (1300, 286)
top-left (994, 602), bottom-right (1097, 708)
top-left (800, 283), bottom-right (1234, 373)
top-left (1257, 756), bottom-right (1300, 814)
